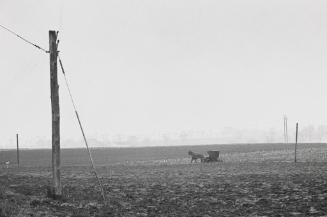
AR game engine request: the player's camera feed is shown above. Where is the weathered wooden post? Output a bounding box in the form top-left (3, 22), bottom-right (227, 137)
top-left (16, 133), bottom-right (19, 167)
top-left (49, 30), bottom-right (61, 197)
top-left (295, 122), bottom-right (298, 163)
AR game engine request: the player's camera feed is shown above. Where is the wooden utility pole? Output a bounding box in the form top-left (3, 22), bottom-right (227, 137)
top-left (295, 122), bottom-right (298, 163)
top-left (16, 133), bottom-right (19, 167)
top-left (49, 30), bottom-right (61, 197)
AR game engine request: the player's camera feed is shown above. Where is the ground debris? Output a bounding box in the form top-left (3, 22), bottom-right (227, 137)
top-left (1, 161), bottom-right (327, 216)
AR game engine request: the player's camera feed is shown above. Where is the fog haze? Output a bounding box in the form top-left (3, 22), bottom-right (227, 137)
top-left (1, 0), bottom-right (327, 148)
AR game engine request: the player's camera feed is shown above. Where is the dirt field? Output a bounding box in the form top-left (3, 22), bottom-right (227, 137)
top-left (1, 144), bottom-right (327, 216)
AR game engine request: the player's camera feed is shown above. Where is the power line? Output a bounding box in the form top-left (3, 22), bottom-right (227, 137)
top-left (0, 24), bottom-right (49, 54)
top-left (58, 54), bottom-right (107, 204)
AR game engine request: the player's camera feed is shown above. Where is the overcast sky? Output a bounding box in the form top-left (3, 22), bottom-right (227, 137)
top-left (1, 0), bottom-right (327, 148)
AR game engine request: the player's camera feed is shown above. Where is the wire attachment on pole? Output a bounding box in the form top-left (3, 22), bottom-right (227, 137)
top-left (58, 54), bottom-right (107, 204)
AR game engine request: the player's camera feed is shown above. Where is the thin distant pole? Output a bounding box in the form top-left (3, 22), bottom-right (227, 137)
top-left (285, 117), bottom-right (288, 143)
top-left (283, 115), bottom-right (289, 143)
top-left (295, 123), bottom-right (298, 163)
top-left (16, 134), bottom-right (19, 167)
top-left (283, 116), bottom-right (286, 143)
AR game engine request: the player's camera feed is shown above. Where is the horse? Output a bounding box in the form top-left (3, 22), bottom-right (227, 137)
top-left (188, 151), bottom-right (204, 163)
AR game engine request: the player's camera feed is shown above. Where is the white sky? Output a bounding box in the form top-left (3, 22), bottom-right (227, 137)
top-left (1, 0), bottom-right (327, 147)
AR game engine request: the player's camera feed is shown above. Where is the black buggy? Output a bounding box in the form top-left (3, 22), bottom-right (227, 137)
top-left (203, 150), bottom-right (222, 163)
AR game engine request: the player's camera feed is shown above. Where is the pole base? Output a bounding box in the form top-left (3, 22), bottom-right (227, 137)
top-left (46, 186), bottom-right (62, 200)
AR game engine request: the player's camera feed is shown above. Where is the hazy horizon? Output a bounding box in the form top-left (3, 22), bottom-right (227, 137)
top-left (1, 1), bottom-right (327, 148)
top-left (1, 124), bottom-right (327, 149)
